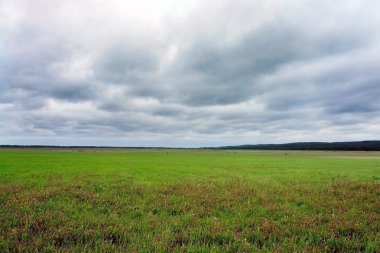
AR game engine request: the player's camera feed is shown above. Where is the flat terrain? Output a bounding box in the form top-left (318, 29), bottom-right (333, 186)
top-left (0, 149), bottom-right (379, 252)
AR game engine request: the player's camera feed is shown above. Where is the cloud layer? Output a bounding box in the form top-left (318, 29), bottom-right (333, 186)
top-left (1, 0), bottom-right (379, 146)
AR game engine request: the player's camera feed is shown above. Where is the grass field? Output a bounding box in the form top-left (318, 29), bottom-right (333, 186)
top-left (0, 149), bottom-right (379, 252)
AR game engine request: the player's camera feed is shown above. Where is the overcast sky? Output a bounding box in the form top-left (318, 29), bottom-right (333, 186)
top-left (0, 0), bottom-right (379, 147)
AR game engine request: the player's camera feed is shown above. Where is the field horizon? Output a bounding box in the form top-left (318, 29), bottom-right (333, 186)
top-left (2, 140), bottom-right (380, 151)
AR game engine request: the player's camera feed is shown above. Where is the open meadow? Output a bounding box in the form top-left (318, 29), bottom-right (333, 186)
top-left (0, 149), bottom-right (379, 252)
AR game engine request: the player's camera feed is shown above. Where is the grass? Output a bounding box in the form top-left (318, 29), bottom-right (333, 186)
top-left (0, 149), bottom-right (379, 252)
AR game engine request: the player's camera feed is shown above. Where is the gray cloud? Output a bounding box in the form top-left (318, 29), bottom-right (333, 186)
top-left (1, 0), bottom-right (380, 146)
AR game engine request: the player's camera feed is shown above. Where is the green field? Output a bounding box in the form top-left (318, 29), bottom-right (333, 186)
top-left (0, 149), bottom-right (379, 252)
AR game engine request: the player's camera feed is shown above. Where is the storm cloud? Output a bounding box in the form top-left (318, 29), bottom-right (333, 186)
top-left (1, 0), bottom-right (379, 146)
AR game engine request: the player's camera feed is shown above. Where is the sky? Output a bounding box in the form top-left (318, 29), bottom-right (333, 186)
top-left (0, 0), bottom-right (379, 147)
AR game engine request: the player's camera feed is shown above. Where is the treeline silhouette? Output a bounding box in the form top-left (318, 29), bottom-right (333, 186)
top-left (0, 145), bottom-right (178, 149)
top-left (217, 141), bottom-right (380, 151)
top-left (1, 141), bottom-right (380, 151)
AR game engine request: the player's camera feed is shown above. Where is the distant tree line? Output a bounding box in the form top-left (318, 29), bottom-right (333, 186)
top-left (216, 141), bottom-right (380, 151)
top-left (1, 141), bottom-right (380, 151)
top-left (0, 145), bottom-right (180, 149)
